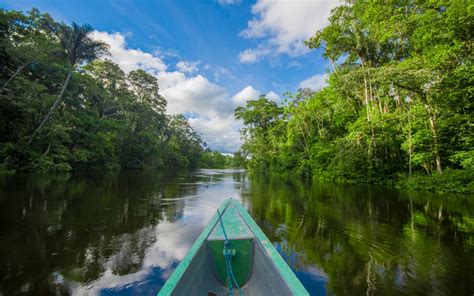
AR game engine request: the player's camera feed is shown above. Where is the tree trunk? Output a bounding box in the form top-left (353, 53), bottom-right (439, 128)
top-left (364, 75), bottom-right (370, 121)
top-left (329, 58), bottom-right (338, 75)
top-left (295, 119), bottom-right (308, 150)
top-left (422, 98), bottom-right (442, 173)
top-left (41, 143), bottom-right (52, 157)
top-left (28, 70), bottom-right (72, 146)
top-left (1, 60), bottom-right (33, 92)
top-left (359, 55), bottom-right (370, 122)
top-left (408, 105), bottom-right (413, 176)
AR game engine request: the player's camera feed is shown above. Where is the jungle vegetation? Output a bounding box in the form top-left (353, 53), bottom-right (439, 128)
top-left (235, 0), bottom-right (473, 193)
top-left (0, 9), bottom-right (232, 173)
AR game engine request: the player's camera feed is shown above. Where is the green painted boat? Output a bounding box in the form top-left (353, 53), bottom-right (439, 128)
top-left (158, 199), bottom-right (309, 296)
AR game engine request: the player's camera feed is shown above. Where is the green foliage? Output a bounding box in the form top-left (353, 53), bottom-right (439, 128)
top-left (237, 0), bottom-right (474, 193)
top-left (0, 9), bottom-right (217, 173)
top-left (26, 156), bottom-right (72, 173)
top-left (399, 169), bottom-right (474, 194)
top-left (198, 149), bottom-right (230, 168)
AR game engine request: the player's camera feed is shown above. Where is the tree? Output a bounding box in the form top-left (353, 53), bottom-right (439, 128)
top-left (1, 9), bottom-right (213, 173)
top-left (235, 95), bottom-right (282, 132)
top-left (236, 0), bottom-right (473, 192)
top-left (128, 69), bottom-right (166, 114)
top-left (235, 95), bottom-right (284, 171)
top-left (166, 114), bottom-right (203, 168)
top-left (28, 22), bottom-right (109, 145)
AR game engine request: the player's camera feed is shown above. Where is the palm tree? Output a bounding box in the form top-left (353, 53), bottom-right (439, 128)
top-left (28, 22), bottom-right (109, 145)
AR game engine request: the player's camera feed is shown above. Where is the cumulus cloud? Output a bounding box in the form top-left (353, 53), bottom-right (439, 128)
top-left (189, 116), bottom-right (242, 153)
top-left (90, 31), bottom-right (280, 152)
top-left (232, 85), bottom-right (260, 105)
top-left (232, 85), bottom-right (280, 106)
top-left (265, 91), bottom-right (280, 101)
top-left (231, 86), bottom-right (280, 105)
top-left (90, 31), bottom-right (167, 73)
top-left (176, 60), bottom-right (200, 74)
top-left (157, 72), bottom-right (230, 116)
top-left (239, 0), bottom-right (341, 62)
top-left (299, 73), bottom-right (329, 90)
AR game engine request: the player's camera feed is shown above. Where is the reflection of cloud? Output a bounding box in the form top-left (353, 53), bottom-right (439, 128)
top-left (71, 221), bottom-right (196, 295)
top-left (68, 171), bottom-right (244, 295)
top-left (148, 222), bottom-right (201, 269)
top-left (305, 266), bottom-right (328, 281)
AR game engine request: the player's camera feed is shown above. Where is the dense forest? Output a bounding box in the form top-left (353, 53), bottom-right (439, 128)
top-left (0, 9), bottom-right (233, 173)
top-left (235, 0), bottom-right (473, 193)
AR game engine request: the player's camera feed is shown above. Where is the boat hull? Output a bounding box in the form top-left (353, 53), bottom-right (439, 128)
top-left (158, 199), bottom-right (309, 296)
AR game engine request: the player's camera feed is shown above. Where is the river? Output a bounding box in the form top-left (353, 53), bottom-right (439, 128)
top-left (0, 170), bottom-right (472, 295)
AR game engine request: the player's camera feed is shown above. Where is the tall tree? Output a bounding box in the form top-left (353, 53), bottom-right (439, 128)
top-left (28, 22), bottom-right (109, 145)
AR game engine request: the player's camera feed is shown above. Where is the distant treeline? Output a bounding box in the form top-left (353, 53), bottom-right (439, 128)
top-left (235, 1), bottom-right (473, 193)
top-left (0, 9), bottom-right (238, 173)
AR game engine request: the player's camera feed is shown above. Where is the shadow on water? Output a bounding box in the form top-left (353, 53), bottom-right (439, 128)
top-left (0, 170), bottom-right (472, 295)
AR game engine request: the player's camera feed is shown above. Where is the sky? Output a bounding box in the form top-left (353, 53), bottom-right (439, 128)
top-left (2, 0), bottom-right (340, 153)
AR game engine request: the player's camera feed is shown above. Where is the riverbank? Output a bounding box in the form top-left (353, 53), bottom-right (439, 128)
top-left (249, 167), bottom-right (474, 195)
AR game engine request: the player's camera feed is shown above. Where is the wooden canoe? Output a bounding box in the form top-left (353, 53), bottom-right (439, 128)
top-left (158, 199), bottom-right (309, 296)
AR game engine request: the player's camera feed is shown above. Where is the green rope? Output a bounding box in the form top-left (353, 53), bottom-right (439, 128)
top-left (217, 208), bottom-right (243, 296)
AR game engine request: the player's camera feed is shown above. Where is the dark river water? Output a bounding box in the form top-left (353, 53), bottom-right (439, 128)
top-left (0, 170), bottom-right (473, 295)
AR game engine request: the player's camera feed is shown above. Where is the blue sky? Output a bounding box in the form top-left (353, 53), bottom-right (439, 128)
top-left (2, 0), bottom-right (339, 153)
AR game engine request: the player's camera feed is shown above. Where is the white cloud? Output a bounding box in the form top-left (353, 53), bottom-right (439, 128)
top-left (265, 91), bottom-right (280, 102)
top-left (239, 0), bottom-right (341, 62)
top-left (238, 46), bottom-right (273, 64)
top-left (157, 72), bottom-right (230, 116)
top-left (239, 44), bottom-right (272, 64)
top-left (238, 49), bottom-right (259, 63)
top-left (90, 31), bottom-right (167, 74)
top-left (190, 115), bottom-right (242, 153)
top-left (176, 60), bottom-right (200, 74)
top-left (90, 31), bottom-right (279, 152)
top-left (232, 85), bottom-right (260, 105)
top-left (231, 86), bottom-right (280, 105)
top-left (299, 73), bottom-right (329, 90)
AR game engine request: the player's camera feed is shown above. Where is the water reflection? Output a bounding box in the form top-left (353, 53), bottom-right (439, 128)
top-left (242, 176), bottom-right (474, 295)
top-left (0, 170), bottom-right (472, 295)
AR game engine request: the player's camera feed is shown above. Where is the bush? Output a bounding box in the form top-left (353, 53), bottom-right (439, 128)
top-left (398, 169), bottom-right (474, 194)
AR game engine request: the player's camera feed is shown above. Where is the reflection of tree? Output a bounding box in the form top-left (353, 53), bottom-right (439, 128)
top-left (243, 175), bottom-right (474, 295)
top-left (0, 171), bottom-right (194, 295)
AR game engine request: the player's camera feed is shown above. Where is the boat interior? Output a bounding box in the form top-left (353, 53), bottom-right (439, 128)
top-left (169, 203), bottom-right (294, 296)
